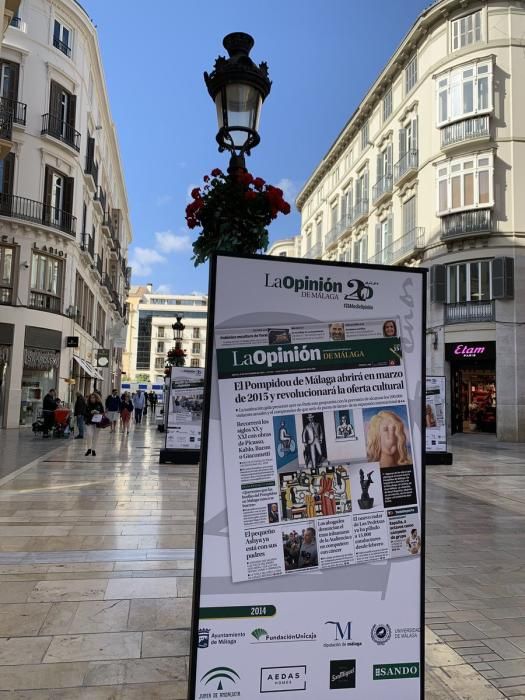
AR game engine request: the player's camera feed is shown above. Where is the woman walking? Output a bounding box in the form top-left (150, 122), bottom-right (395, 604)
top-left (84, 392), bottom-right (104, 457)
top-left (120, 392), bottom-right (133, 435)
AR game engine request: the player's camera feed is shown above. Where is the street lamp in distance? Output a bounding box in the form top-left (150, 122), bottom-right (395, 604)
top-left (204, 32), bottom-right (272, 173)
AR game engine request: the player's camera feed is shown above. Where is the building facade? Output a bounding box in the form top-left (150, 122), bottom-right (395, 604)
top-left (273, 0), bottom-right (525, 440)
top-left (0, 0), bottom-right (131, 428)
top-left (124, 287), bottom-right (208, 384)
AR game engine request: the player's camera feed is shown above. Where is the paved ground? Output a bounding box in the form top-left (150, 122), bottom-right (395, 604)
top-left (0, 428), bottom-right (68, 480)
top-left (0, 425), bottom-right (522, 697)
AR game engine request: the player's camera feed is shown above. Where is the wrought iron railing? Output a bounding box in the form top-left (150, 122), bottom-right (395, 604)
top-left (81, 233), bottom-right (95, 259)
top-left (0, 110), bottom-right (12, 140)
top-left (94, 254), bottom-right (103, 277)
top-left (102, 211), bottom-right (116, 239)
top-left (29, 291), bottom-right (61, 314)
top-left (0, 97), bottom-right (26, 126)
top-left (95, 186), bottom-right (106, 212)
top-left (394, 149), bottom-right (418, 183)
top-left (445, 300), bottom-right (495, 324)
top-left (441, 115), bottom-right (490, 148)
top-left (350, 199), bottom-right (369, 226)
top-left (441, 208), bottom-right (492, 240)
top-left (10, 16), bottom-right (21, 28)
top-left (372, 174), bottom-right (393, 203)
top-left (305, 241), bottom-right (322, 258)
top-left (0, 286), bottom-right (13, 304)
top-left (84, 156), bottom-right (99, 187)
top-left (53, 36), bottom-right (71, 57)
top-left (41, 112), bottom-right (81, 151)
top-left (369, 227), bottom-right (425, 265)
top-left (0, 192), bottom-right (76, 235)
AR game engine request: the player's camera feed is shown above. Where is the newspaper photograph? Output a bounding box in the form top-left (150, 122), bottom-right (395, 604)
top-left (216, 319), bottom-right (421, 583)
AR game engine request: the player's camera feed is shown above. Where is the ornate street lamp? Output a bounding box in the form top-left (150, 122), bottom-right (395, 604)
top-left (204, 32), bottom-right (272, 172)
top-left (166, 315), bottom-right (186, 368)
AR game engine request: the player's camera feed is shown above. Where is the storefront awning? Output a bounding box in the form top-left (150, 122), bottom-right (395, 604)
top-left (72, 355), bottom-right (104, 381)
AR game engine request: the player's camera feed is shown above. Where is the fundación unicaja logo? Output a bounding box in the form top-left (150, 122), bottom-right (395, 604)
top-left (200, 666), bottom-right (240, 691)
top-left (251, 628), bottom-right (268, 641)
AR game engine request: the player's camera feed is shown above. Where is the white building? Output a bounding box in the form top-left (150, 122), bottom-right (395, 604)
top-left (273, 0), bottom-right (525, 440)
top-left (124, 286), bottom-right (208, 384)
top-left (0, 0), bottom-right (132, 428)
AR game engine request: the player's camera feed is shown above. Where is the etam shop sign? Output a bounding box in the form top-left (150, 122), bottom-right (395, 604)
top-left (445, 341), bottom-right (496, 361)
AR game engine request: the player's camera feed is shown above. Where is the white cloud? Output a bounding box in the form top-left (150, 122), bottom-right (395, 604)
top-left (128, 247), bottom-right (165, 277)
top-left (155, 194), bottom-right (173, 207)
top-left (155, 230), bottom-right (192, 253)
top-left (155, 284), bottom-right (172, 294)
top-left (276, 178), bottom-right (299, 205)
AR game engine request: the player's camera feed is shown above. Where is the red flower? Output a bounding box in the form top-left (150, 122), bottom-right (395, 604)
top-left (253, 177), bottom-right (265, 190)
top-left (281, 201), bottom-right (291, 215)
top-left (203, 175), bottom-right (210, 182)
top-left (245, 190), bottom-right (257, 201)
top-left (211, 168), bottom-right (222, 177)
top-left (238, 171), bottom-right (253, 187)
top-left (191, 187), bottom-right (201, 199)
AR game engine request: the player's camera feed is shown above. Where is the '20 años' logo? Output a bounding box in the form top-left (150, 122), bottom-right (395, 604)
top-left (344, 279), bottom-right (374, 301)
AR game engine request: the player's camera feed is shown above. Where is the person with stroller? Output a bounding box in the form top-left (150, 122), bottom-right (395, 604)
top-left (74, 392), bottom-right (86, 439)
top-left (42, 389), bottom-right (58, 438)
top-left (105, 388), bottom-right (120, 433)
top-left (84, 392), bottom-right (104, 456)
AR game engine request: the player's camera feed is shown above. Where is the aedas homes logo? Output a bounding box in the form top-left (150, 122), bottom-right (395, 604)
top-left (264, 272), bottom-right (375, 302)
top-left (373, 662), bottom-right (420, 680)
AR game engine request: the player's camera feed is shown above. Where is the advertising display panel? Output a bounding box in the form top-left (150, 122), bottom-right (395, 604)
top-left (425, 376), bottom-right (447, 453)
top-left (165, 366), bottom-right (204, 451)
top-left (190, 254), bottom-right (425, 700)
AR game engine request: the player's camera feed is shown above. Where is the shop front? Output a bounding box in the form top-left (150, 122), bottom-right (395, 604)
top-left (446, 341), bottom-right (496, 435)
top-left (20, 327), bottom-right (61, 426)
top-left (0, 323), bottom-right (14, 428)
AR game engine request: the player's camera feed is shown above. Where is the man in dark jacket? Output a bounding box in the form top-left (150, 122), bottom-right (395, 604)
top-left (105, 389), bottom-right (120, 432)
top-left (42, 389), bottom-right (57, 437)
top-left (74, 391), bottom-right (86, 439)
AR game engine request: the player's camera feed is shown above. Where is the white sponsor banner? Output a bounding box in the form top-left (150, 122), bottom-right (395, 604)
top-left (190, 254), bottom-right (425, 700)
top-left (425, 376), bottom-right (447, 452)
top-left (165, 366), bottom-right (204, 451)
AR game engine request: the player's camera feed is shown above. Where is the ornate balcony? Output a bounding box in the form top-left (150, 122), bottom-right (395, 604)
top-left (394, 150), bottom-right (418, 186)
top-left (445, 300), bottom-right (495, 324)
top-left (305, 241), bottom-right (322, 259)
top-left (372, 174), bottom-right (393, 206)
top-left (94, 186), bottom-right (106, 216)
top-left (0, 192), bottom-right (76, 235)
top-left (350, 199), bottom-right (369, 227)
top-left (0, 286), bottom-right (13, 304)
top-left (440, 208), bottom-right (492, 241)
top-left (80, 232), bottom-right (95, 259)
top-left (41, 113), bottom-right (81, 151)
top-left (29, 291), bottom-right (61, 314)
top-left (369, 227), bottom-right (425, 265)
top-left (441, 115), bottom-right (490, 151)
top-left (0, 97), bottom-right (26, 126)
top-left (53, 36), bottom-right (71, 57)
top-left (84, 156), bottom-right (98, 191)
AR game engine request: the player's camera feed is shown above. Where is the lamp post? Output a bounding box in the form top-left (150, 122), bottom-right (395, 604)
top-left (167, 315), bottom-right (186, 368)
top-left (204, 32), bottom-right (272, 173)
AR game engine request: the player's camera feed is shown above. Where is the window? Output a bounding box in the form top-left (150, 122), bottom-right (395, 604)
top-left (452, 10), bottom-right (481, 51)
top-left (447, 260), bottom-right (492, 302)
top-left (191, 358), bottom-right (200, 368)
top-left (437, 153), bottom-right (493, 214)
top-left (341, 187), bottom-right (353, 226)
top-left (96, 304), bottom-right (106, 345)
top-left (436, 61), bottom-right (492, 126)
top-left (156, 341), bottom-right (164, 354)
top-left (47, 81), bottom-right (77, 148)
top-left (352, 233), bottom-right (368, 263)
top-left (0, 60), bottom-right (19, 103)
top-left (155, 357), bottom-right (165, 370)
top-left (30, 252), bottom-right (63, 313)
top-left (332, 167), bottom-right (339, 189)
top-left (376, 144), bottom-right (393, 183)
top-left (355, 170), bottom-right (369, 206)
top-left (0, 152), bottom-right (14, 203)
top-left (279, 251), bottom-right (287, 256)
top-left (383, 87), bottom-right (392, 122)
top-left (192, 342), bottom-right (201, 354)
top-left (360, 121), bottom-right (369, 151)
top-left (0, 245), bottom-right (14, 304)
top-left (74, 273), bottom-right (94, 334)
top-left (405, 55), bottom-right (418, 94)
top-left (375, 215), bottom-right (393, 260)
top-left (43, 165), bottom-right (74, 232)
top-left (330, 200), bottom-right (339, 230)
top-left (316, 218), bottom-right (323, 243)
top-left (157, 326), bottom-right (165, 338)
top-left (193, 327), bottom-right (200, 339)
top-left (403, 196), bottom-right (417, 235)
top-left (53, 19), bottom-right (71, 57)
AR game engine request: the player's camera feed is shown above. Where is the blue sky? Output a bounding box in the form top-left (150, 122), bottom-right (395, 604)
top-left (82, 0), bottom-right (430, 294)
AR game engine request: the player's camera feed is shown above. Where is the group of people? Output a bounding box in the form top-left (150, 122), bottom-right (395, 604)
top-left (283, 527), bottom-right (318, 570)
top-left (66, 388), bottom-right (159, 456)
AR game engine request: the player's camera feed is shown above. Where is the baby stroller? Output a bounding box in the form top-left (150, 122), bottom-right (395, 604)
top-left (53, 407), bottom-right (73, 438)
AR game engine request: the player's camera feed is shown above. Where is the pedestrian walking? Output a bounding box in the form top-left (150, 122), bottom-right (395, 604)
top-left (120, 392), bottom-right (133, 435)
top-left (84, 392), bottom-right (104, 456)
top-left (133, 390), bottom-right (145, 424)
top-left (74, 391), bottom-right (86, 439)
top-left (105, 388), bottom-right (120, 432)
